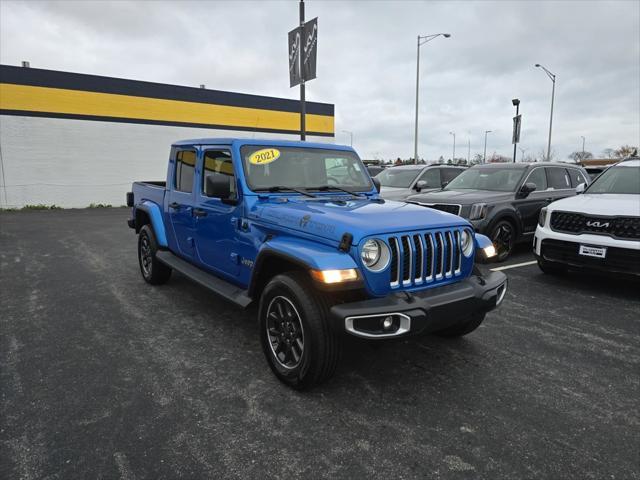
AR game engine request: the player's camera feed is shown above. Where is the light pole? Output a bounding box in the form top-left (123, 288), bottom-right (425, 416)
top-left (519, 147), bottom-right (527, 161)
top-left (483, 130), bottom-right (492, 163)
top-left (512, 98), bottom-right (520, 163)
top-left (449, 131), bottom-right (456, 162)
top-left (342, 130), bottom-right (353, 147)
top-left (581, 135), bottom-right (585, 160)
top-left (413, 33), bottom-right (451, 164)
top-left (467, 138), bottom-right (471, 164)
top-left (535, 63), bottom-right (556, 161)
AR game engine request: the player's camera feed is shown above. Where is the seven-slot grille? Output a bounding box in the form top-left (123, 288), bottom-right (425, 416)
top-left (387, 229), bottom-right (464, 288)
top-left (551, 211), bottom-right (640, 240)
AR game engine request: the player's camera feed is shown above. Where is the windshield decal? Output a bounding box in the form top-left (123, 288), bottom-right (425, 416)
top-left (249, 148), bottom-right (281, 165)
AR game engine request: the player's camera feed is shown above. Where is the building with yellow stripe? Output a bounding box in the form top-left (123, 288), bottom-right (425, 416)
top-left (0, 64), bottom-right (335, 207)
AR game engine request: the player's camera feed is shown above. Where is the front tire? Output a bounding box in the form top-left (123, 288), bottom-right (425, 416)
top-left (259, 272), bottom-right (340, 390)
top-left (435, 313), bottom-right (486, 338)
top-left (138, 224), bottom-right (172, 285)
top-left (537, 258), bottom-right (567, 275)
top-left (490, 219), bottom-right (516, 262)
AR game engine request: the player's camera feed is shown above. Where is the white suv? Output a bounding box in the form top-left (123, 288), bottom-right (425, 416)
top-left (534, 158), bottom-right (640, 276)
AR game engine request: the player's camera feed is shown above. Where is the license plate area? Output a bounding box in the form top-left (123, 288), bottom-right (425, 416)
top-left (579, 244), bottom-right (607, 258)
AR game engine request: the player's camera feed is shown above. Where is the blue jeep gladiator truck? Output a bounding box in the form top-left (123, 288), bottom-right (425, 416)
top-left (127, 138), bottom-right (507, 389)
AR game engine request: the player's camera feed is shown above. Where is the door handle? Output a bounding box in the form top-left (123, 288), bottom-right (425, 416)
top-left (192, 208), bottom-right (208, 218)
top-left (169, 202), bottom-right (180, 209)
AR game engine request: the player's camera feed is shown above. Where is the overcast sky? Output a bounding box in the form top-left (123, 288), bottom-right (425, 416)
top-left (1, 0), bottom-right (638, 161)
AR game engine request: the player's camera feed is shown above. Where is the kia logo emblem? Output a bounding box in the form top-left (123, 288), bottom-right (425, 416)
top-left (586, 220), bottom-right (610, 228)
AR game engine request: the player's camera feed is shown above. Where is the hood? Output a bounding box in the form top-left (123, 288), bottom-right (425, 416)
top-left (406, 188), bottom-right (513, 205)
top-left (548, 193), bottom-right (640, 216)
top-left (248, 195), bottom-right (468, 244)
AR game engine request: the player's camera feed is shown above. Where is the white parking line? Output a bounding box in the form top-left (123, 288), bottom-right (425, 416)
top-left (491, 260), bottom-right (538, 271)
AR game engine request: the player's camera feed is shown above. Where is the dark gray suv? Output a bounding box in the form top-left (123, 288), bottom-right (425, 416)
top-left (406, 162), bottom-right (590, 260)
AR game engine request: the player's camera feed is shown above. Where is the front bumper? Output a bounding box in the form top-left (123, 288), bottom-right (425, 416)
top-left (330, 269), bottom-right (507, 339)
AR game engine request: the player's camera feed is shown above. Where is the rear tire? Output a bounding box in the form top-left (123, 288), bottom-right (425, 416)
top-left (259, 272), bottom-right (340, 390)
top-left (537, 258), bottom-right (567, 275)
top-left (138, 224), bottom-right (172, 285)
top-left (435, 313), bottom-right (486, 338)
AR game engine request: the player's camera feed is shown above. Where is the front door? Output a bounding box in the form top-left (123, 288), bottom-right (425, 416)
top-left (193, 148), bottom-right (241, 277)
top-left (516, 166), bottom-right (549, 233)
top-left (168, 148), bottom-right (197, 258)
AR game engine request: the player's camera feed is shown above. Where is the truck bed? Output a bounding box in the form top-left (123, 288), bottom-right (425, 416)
top-left (131, 181), bottom-right (166, 206)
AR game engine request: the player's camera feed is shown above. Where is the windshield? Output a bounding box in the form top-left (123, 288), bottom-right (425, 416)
top-left (240, 146), bottom-right (372, 192)
top-left (445, 167), bottom-right (526, 192)
top-left (585, 165), bottom-right (640, 194)
top-left (376, 168), bottom-right (422, 188)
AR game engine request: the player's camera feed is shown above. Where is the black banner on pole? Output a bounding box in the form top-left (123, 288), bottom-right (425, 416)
top-left (302, 17), bottom-right (317, 81)
top-left (512, 114), bottom-right (522, 144)
top-left (288, 26), bottom-right (302, 88)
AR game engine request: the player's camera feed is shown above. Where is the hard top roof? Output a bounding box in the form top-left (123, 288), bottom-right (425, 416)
top-left (171, 138), bottom-right (354, 151)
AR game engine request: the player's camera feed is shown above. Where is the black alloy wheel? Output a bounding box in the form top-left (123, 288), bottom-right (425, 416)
top-left (266, 296), bottom-right (305, 369)
top-left (490, 220), bottom-right (515, 261)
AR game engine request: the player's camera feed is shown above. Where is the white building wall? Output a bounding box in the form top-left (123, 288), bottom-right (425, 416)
top-left (0, 115), bottom-right (331, 208)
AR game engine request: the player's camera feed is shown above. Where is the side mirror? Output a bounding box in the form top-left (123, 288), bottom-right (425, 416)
top-left (518, 182), bottom-right (537, 198)
top-left (414, 180), bottom-right (427, 192)
top-left (372, 177), bottom-right (381, 193)
top-left (205, 175), bottom-right (235, 203)
top-left (576, 182), bottom-right (586, 194)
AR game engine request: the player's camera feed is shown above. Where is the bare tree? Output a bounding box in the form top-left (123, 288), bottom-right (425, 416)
top-left (602, 148), bottom-right (615, 159)
top-left (614, 145), bottom-right (638, 158)
top-left (569, 151), bottom-right (594, 162)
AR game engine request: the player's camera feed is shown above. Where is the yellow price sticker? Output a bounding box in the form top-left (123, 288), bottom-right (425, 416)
top-left (248, 148), bottom-right (281, 165)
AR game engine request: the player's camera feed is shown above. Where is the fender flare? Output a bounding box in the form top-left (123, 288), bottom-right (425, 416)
top-left (248, 236), bottom-right (359, 296)
top-left (136, 201), bottom-right (168, 248)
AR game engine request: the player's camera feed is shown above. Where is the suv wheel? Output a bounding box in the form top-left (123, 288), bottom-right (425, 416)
top-left (259, 272), bottom-right (340, 390)
top-left (138, 225), bottom-right (172, 285)
top-left (490, 219), bottom-right (516, 261)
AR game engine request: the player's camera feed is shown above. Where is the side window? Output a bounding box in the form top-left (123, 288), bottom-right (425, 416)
top-left (441, 168), bottom-right (462, 184)
top-left (418, 168), bottom-right (440, 187)
top-left (526, 168), bottom-right (547, 191)
top-left (546, 167), bottom-right (571, 189)
top-left (568, 168), bottom-right (588, 187)
top-left (203, 150), bottom-right (236, 198)
top-left (175, 149), bottom-right (196, 193)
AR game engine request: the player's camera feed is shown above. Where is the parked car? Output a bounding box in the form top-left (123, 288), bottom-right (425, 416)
top-left (127, 138), bottom-right (506, 389)
top-left (366, 164), bottom-right (386, 177)
top-left (535, 157), bottom-right (640, 275)
top-left (376, 165), bottom-right (465, 201)
top-left (406, 162), bottom-right (591, 261)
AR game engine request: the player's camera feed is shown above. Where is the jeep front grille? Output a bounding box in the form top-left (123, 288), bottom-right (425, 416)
top-left (387, 229), bottom-right (463, 288)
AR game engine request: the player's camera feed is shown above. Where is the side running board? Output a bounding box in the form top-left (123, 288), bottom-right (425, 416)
top-left (156, 251), bottom-right (252, 308)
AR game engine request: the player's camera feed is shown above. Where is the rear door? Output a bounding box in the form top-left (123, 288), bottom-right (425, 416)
top-left (167, 148), bottom-right (197, 259)
top-left (193, 148), bottom-right (241, 278)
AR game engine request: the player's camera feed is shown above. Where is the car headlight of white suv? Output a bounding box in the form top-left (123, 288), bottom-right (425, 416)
top-left (538, 207), bottom-right (548, 227)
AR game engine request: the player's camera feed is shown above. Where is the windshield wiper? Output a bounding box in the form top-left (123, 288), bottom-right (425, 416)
top-left (308, 185), bottom-right (365, 197)
top-left (259, 186), bottom-right (317, 198)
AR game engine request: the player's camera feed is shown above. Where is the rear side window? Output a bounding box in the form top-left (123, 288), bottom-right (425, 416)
top-left (546, 167), bottom-right (571, 189)
top-left (567, 168), bottom-right (588, 187)
top-left (202, 150), bottom-right (236, 198)
top-left (441, 168), bottom-right (463, 184)
top-left (175, 150), bottom-right (196, 193)
top-left (526, 167), bottom-right (547, 190)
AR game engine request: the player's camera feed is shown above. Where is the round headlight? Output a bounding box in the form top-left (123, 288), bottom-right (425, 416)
top-left (461, 230), bottom-right (474, 257)
top-left (361, 239), bottom-right (390, 272)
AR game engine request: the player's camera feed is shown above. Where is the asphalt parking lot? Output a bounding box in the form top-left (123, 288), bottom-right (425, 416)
top-left (1, 208), bottom-right (639, 479)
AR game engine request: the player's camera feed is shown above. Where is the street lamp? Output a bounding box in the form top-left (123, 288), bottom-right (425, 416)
top-left (581, 135), bottom-right (586, 159)
top-left (535, 63), bottom-right (556, 161)
top-left (512, 98), bottom-right (520, 163)
top-left (342, 130), bottom-right (353, 147)
top-left (519, 147), bottom-right (528, 161)
top-left (413, 33), bottom-right (451, 164)
top-left (449, 131), bottom-right (456, 162)
top-left (483, 130), bottom-right (492, 163)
